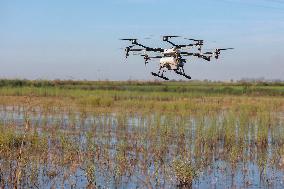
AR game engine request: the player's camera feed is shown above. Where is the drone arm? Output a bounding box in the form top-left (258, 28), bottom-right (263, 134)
top-left (135, 42), bottom-right (164, 53)
top-left (164, 40), bottom-right (178, 47)
top-left (166, 42), bottom-right (195, 49)
top-left (180, 52), bottom-right (195, 56)
top-left (194, 53), bottom-right (211, 61)
top-left (152, 48), bottom-right (164, 52)
top-left (202, 55), bottom-right (211, 61)
top-left (214, 48), bottom-right (234, 59)
top-left (141, 55), bottom-right (163, 65)
top-left (184, 44), bottom-right (194, 48)
top-left (135, 42), bottom-right (148, 49)
top-left (181, 52), bottom-right (211, 61)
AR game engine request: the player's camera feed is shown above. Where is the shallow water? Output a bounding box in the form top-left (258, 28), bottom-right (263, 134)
top-left (0, 106), bottom-right (284, 188)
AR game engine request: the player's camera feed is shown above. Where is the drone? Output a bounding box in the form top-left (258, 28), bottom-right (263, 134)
top-left (120, 36), bottom-right (233, 80)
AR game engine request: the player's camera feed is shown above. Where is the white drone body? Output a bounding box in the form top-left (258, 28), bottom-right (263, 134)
top-left (160, 57), bottom-right (179, 70)
top-left (160, 48), bottom-right (182, 70)
top-left (163, 47), bottom-right (180, 55)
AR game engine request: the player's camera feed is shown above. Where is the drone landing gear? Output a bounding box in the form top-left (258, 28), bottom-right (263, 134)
top-left (151, 69), bottom-right (169, 80)
top-left (151, 72), bottom-right (169, 80)
top-left (175, 67), bottom-right (191, 80)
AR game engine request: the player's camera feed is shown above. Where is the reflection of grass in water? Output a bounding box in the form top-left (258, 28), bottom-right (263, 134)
top-left (0, 80), bottom-right (283, 188)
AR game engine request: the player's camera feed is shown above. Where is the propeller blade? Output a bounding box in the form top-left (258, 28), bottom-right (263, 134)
top-left (162, 35), bottom-right (180, 41)
top-left (185, 38), bottom-right (204, 42)
top-left (203, 52), bottom-right (213, 55)
top-left (181, 46), bottom-right (193, 50)
top-left (129, 48), bottom-right (145, 51)
top-left (163, 35), bottom-right (180, 38)
top-left (124, 45), bottom-right (135, 50)
top-left (180, 52), bottom-right (194, 56)
top-left (185, 38), bottom-right (197, 41)
top-left (179, 44), bottom-right (194, 48)
top-left (218, 48), bottom-right (234, 51)
top-left (120, 38), bottom-right (137, 41)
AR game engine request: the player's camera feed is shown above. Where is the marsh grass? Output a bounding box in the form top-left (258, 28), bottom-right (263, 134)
top-left (0, 80), bottom-right (283, 188)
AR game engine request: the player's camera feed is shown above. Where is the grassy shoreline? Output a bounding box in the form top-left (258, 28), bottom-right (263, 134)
top-left (0, 79), bottom-right (283, 96)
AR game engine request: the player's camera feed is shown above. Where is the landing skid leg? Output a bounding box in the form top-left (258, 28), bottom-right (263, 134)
top-left (157, 66), bottom-right (162, 75)
top-left (175, 68), bottom-right (191, 80)
top-left (151, 70), bottom-right (169, 80)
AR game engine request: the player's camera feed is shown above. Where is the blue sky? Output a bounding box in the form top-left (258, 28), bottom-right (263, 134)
top-left (0, 0), bottom-right (283, 80)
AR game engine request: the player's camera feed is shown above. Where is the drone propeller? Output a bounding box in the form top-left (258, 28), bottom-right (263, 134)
top-left (124, 45), bottom-right (136, 58)
top-left (180, 52), bottom-right (211, 61)
top-left (184, 38), bottom-right (204, 52)
top-left (162, 35), bottom-right (180, 41)
top-left (193, 53), bottom-right (211, 61)
top-left (120, 38), bottom-right (137, 41)
top-left (184, 38), bottom-right (204, 43)
top-left (181, 46), bottom-right (194, 50)
top-left (216, 48), bottom-right (234, 51)
top-left (214, 48), bottom-right (234, 59)
top-left (203, 52), bottom-right (213, 55)
top-left (129, 48), bottom-right (145, 52)
top-left (180, 52), bottom-right (195, 56)
top-left (125, 49), bottom-right (145, 57)
top-left (120, 38), bottom-right (138, 45)
top-left (163, 35), bottom-right (180, 38)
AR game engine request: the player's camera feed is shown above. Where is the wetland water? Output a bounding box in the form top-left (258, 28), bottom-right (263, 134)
top-left (0, 105), bottom-right (284, 188)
